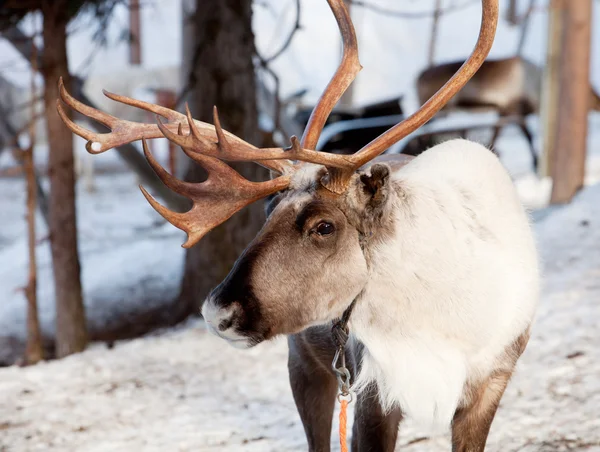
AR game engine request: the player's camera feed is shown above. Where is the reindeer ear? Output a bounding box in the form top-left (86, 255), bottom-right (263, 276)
top-left (359, 163), bottom-right (391, 208)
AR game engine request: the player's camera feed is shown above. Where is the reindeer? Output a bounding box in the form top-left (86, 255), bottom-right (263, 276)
top-left (57, 0), bottom-right (538, 450)
top-left (417, 55), bottom-right (600, 169)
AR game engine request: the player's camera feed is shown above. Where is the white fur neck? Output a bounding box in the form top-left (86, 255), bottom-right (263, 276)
top-left (347, 141), bottom-right (538, 432)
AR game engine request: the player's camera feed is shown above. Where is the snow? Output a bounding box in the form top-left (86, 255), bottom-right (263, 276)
top-left (0, 171), bottom-right (185, 364)
top-left (0, 176), bottom-right (600, 451)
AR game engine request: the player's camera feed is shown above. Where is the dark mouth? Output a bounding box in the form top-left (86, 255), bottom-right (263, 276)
top-left (216, 329), bottom-right (262, 349)
top-left (205, 321), bottom-right (265, 349)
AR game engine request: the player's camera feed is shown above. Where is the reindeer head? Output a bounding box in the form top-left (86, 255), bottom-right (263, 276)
top-left (57, 0), bottom-right (498, 348)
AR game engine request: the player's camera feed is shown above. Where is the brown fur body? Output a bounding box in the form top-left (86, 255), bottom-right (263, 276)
top-left (288, 326), bottom-right (530, 452)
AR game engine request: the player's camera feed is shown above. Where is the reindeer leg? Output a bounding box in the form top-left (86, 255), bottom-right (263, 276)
top-left (288, 328), bottom-right (338, 452)
top-left (518, 122), bottom-right (538, 171)
top-left (451, 329), bottom-right (530, 452)
top-left (450, 370), bottom-right (511, 452)
top-left (488, 123), bottom-right (503, 154)
top-left (352, 381), bottom-right (402, 452)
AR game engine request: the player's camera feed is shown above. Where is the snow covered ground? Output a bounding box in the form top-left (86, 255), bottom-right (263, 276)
top-left (1, 116), bottom-right (600, 450)
top-left (0, 167), bottom-right (186, 364)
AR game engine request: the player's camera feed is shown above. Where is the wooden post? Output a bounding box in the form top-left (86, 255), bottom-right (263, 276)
top-left (550, 0), bottom-right (592, 204)
top-left (539, 0), bottom-right (564, 179)
top-left (129, 0), bottom-right (141, 65)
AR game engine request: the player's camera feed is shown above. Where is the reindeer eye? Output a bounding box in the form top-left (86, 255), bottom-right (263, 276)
top-left (315, 221), bottom-right (335, 236)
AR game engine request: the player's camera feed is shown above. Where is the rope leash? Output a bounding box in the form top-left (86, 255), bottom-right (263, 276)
top-left (332, 238), bottom-right (366, 450)
top-left (331, 297), bottom-right (358, 452)
top-left (339, 398), bottom-right (349, 452)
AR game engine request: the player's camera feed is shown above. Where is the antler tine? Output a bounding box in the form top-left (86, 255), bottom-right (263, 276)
top-left (57, 79), bottom-right (294, 174)
top-left (155, 106), bottom-right (354, 171)
top-left (58, 78), bottom-right (184, 154)
top-left (211, 106), bottom-right (355, 170)
top-left (58, 77), bottom-right (119, 131)
top-left (349, 0), bottom-right (499, 169)
top-left (103, 89), bottom-right (187, 124)
top-left (139, 138), bottom-right (291, 248)
top-left (153, 106), bottom-right (293, 174)
top-left (185, 103), bottom-right (212, 146)
top-left (300, 0), bottom-right (362, 150)
top-left (211, 106), bottom-right (295, 171)
top-left (141, 137), bottom-right (199, 197)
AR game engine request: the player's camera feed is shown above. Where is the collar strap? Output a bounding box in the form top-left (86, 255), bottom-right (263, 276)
top-left (331, 294), bottom-right (358, 350)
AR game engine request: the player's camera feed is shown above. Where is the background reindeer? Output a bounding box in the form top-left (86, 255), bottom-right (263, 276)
top-left (417, 55), bottom-right (600, 169)
top-left (57, 0), bottom-right (539, 450)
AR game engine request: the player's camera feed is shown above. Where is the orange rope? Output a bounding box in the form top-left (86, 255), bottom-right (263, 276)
top-left (339, 398), bottom-right (349, 452)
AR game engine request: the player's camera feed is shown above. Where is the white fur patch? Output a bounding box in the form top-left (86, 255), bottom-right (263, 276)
top-left (354, 335), bottom-right (466, 432)
top-left (289, 163), bottom-right (322, 191)
top-left (350, 139), bottom-right (539, 433)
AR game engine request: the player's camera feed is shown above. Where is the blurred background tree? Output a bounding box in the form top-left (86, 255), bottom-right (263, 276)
top-left (177, 0), bottom-right (267, 314)
top-left (0, 0), bottom-right (124, 358)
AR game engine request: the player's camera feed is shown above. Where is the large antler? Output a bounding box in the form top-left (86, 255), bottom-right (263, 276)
top-left (140, 136), bottom-right (290, 248)
top-left (300, 0), bottom-right (362, 150)
top-left (314, 0), bottom-right (500, 192)
top-left (57, 78), bottom-right (357, 173)
top-left (56, 78), bottom-right (293, 175)
top-left (348, 0), bottom-right (499, 170)
top-left (57, 0), bottom-right (499, 248)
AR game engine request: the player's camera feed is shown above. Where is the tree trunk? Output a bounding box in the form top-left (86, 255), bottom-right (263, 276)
top-left (24, 146), bottom-right (43, 364)
top-left (178, 0), bottom-right (267, 313)
top-left (129, 0), bottom-right (142, 65)
top-left (540, 0), bottom-right (564, 179)
top-left (25, 28), bottom-right (43, 365)
top-left (41, 0), bottom-right (88, 357)
top-left (550, 0), bottom-right (592, 204)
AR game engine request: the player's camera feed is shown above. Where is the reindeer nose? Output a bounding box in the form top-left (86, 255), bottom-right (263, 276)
top-left (201, 296), bottom-right (240, 334)
top-left (217, 316), bottom-right (234, 332)
top-left (201, 298), bottom-right (253, 349)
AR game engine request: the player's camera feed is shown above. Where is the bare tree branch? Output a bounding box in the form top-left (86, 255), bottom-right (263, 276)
top-left (255, 54), bottom-right (284, 137)
top-left (177, 0), bottom-right (301, 108)
top-left (0, 97), bottom-right (50, 225)
top-left (263, 0), bottom-right (301, 64)
top-left (349, 0), bottom-right (479, 19)
top-left (428, 0), bottom-right (443, 67)
top-left (516, 0), bottom-right (536, 57)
